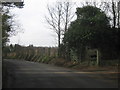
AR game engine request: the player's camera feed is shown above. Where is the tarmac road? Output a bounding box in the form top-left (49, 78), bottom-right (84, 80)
top-left (3, 59), bottom-right (118, 88)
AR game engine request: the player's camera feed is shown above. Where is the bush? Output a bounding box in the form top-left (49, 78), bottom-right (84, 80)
top-left (100, 60), bottom-right (119, 66)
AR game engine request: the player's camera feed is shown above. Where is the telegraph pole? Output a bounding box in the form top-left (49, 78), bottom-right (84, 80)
top-left (0, 2), bottom-right (2, 89)
top-left (0, 0), bottom-right (23, 89)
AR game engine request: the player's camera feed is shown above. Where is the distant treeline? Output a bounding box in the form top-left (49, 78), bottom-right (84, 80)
top-left (3, 44), bottom-right (58, 62)
top-left (3, 43), bottom-right (119, 66)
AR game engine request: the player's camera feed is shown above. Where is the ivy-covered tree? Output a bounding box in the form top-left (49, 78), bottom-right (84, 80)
top-left (2, 2), bottom-right (24, 47)
top-left (2, 2), bottom-right (24, 58)
top-left (2, 10), bottom-right (12, 47)
top-left (63, 6), bottom-right (117, 61)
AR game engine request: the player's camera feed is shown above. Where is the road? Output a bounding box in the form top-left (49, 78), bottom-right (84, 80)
top-left (3, 59), bottom-right (118, 88)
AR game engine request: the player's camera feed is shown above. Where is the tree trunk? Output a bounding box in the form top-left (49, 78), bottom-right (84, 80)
top-left (65, 43), bottom-right (71, 61)
top-left (57, 35), bottom-right (61, 58)
top-left (112, 1), bottom-right (116, 28)
top-left (118, 2), bottom-right (120, 28)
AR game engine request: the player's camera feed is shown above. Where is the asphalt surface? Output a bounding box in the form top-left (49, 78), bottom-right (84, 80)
top-left (3, 59), bottom-right (118, 88)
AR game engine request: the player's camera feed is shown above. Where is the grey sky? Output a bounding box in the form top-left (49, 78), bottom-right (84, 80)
top-left (9, 0), bottom-right (59, 47)
top-left (8, 0), bottom-right (113, 47)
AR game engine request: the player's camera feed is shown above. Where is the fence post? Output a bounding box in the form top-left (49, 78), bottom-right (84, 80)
top-left (96, 49), bottom-right (99, 66)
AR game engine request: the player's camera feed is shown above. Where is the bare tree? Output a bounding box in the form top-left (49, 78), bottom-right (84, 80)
top-left (62, 1), bottom-right (75, 33)
top-left (111, 0), bottom-right (117, 28)
top-left (109, 0), bottom-right (120, 28)
top-left (45, 2), bottom-right (63, 57)
top-left (117, 1), bottom-right (120, 28)
top-left (100, 0), bottom-right (120, 28)
top-left (45, 1), bottom-right (75, 57)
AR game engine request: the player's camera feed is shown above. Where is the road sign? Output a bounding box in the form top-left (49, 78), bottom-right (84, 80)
top-left (86, 48), bottom-right (100, 66)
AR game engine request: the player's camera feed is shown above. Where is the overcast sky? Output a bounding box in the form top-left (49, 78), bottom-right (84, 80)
top-left (9, 0), bottom-right (59, 47)
top-left (8, 0), bottom-right (111, 47)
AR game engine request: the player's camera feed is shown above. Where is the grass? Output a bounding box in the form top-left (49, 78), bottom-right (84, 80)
top-left (43, 58), bottom-right (119, 73)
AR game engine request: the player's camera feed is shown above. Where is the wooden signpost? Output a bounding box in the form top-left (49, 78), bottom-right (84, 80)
top-left (86, 48), bottom-right (100, 66)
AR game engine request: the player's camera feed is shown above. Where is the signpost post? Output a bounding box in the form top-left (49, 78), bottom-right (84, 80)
top-left (96, 49), bottom-right (99, 66)
top-left (0, 0), bottom-right (23, 89)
